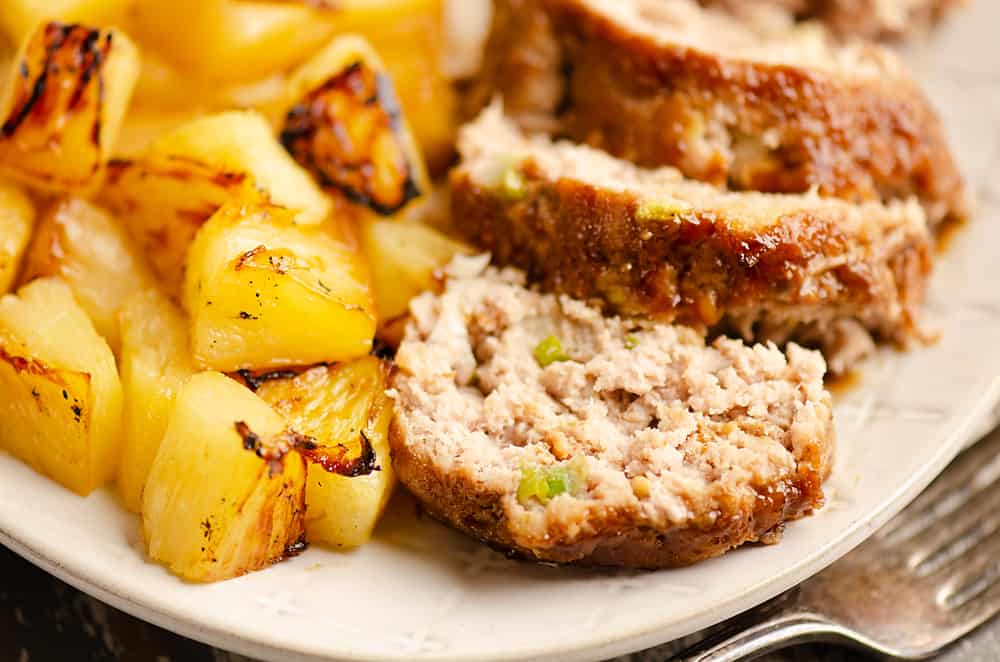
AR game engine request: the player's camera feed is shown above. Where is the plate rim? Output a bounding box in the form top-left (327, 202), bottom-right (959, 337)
top-left (3, 376), bottom-right (998, 662)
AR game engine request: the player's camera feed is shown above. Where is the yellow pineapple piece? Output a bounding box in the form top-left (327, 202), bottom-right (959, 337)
top-left (129, 49), bottom-right (209, 110)
top-left (111, 106), bottom-right (204, 159)
top-left (0, 22), bottom-right (139, 193)
top-left (360, 219), bottom-right (471, 324)
top-left (20, 198), bottom-right (155, 354)
top-left (183, 201), bottom-right (375, 372)
top-left (0, 180), bottom-right (35, 294)
top-left (128, 0), bottom-right (335, 85)
top-left (255, 356), bottom-right (395, 548)
top-left (282, 35), bottom-right (429, 219)
top-left (0, 0), bottom-right (134, 44)
top-left (117, 290), bottom-right (196, 513)
top-left (101, 111), bottom-right (329, 295)
top-left (100, 158), bottom-right (259, 298)
top-left (142, 371), bottom-right (307, 582)
top-left (324, 0), bottom-right (457, 173)
top-left (144, 111), bottom-right (331, 225)
top-left (0, 278), bottom-right (122, 495)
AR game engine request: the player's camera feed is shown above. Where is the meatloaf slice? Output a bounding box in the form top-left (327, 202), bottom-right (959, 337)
top-left (464, 0), bottom-right (966, 227)
top-left (702, 0), bottom-right (967, 41)
top-left (389, 257), bottom-right (835, 568)
top-left (450, 105), bottom-right (931, 374)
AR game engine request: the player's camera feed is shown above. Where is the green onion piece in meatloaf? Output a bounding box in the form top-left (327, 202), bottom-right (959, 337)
top-left (635, 196), bottom-right (691, 221)
top-left (517, 458), bottom-right (588, 505)
top-left (533, 335), bottom-right (570, 367)
top-left (498, 164), bottom-right (527, 200)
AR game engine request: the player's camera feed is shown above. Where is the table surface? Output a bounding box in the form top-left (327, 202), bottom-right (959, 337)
top-left (1, 539), bottom-right (998, 662)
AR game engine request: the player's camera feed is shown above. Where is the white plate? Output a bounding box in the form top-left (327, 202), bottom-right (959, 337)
top-left (4, 6), bottom-right (1000, 662)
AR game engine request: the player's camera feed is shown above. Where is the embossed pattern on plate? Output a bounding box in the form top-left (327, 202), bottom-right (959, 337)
top-left (2, 3), bottom-right (1000, 661)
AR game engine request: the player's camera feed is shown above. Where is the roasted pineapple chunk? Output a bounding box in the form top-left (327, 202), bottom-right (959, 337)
top-left (100, 158), bottom-right (259, 297)
top-left (0, 278), bottom-right (122, 495)
top-left (129, 0), bottom-right (335, 85)
top-left (129, 49), bottom-right (208, 110)
top-left (0, 22), bottom-right (139, 193)
top-left (101, 111), bottom-right (329, 294)
top-left (255, 357), bottom-right (395, 548)
top-left (324, 0), bottom-right (457, 173)
top-left (0, 0), bottom-right (134, 45)
top-left (143, 111), bottom-right (331, 225)
top-left (130, 47), bottom-right (288, 116)
top-left (0, 180), bottom-right (35, 294)
top-left (118, 290), bottom-right (196, 513)
top-left (360, 219), bottom-right (471, 324)
top-left (20, 198), bottom-right (155, 354)
top-left (183, 201), bottom-right (375, 372)
top-left (282, 35), bottom-right (428, 218)
top-left (112, 106), bottom-right (204, 159)
top-left (142, 371), bottom-right (306, 582)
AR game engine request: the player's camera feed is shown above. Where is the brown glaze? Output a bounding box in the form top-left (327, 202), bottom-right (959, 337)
top-left (389, 414), bottom-right (832, 568)
top-left (450, 163), bottom-right (932, 355)
top-left (826, 368), bottom-right (862, 396)
top-left (934, 214), bottom-right (968, 254)
top-left (466, 0), bottom-right (967, 226)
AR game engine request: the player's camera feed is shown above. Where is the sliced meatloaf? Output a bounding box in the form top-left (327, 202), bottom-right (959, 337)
top-left (450, 105), bottom-right (932, 374)
top-left (389, 257), bottom-right (835, 568)
top-left (464, 0), bottom-right (966, 226)
top-left (702, 0), bottom-right (967, 41)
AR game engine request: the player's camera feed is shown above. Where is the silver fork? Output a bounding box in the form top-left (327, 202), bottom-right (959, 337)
top-left (676, 424), bottom-right (1000, 662)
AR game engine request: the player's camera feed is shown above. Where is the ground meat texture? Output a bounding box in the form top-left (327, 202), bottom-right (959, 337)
top-left (701, 0), bottom-right (967, 41)
top-left (450, 105), bottom-right (932, 374)
top-left (464, 0), bottom-right (966, 227)
top-left (389, 259), bottom-right (835, 568)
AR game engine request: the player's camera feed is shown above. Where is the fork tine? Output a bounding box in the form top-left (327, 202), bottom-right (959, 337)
top-left (904, 485), bottom-right (1000, 573)
top-left (879, 439), bottom-right (1000, 543)
top-left (950, 585), bottom-right (1000, 640)
top-left (937, 531), bottom-right (1000, 609)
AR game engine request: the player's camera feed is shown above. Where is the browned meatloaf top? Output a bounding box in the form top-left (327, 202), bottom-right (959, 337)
top-left (465, 0), bottom-right (966, 226)
top-left (450, 105), bottom-right (932, 373)
top-left (388, 257), bottom-right (835, 568)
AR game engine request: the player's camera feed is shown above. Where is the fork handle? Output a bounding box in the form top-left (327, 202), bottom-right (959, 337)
top-left (677, 610), bottom-right (850, 662)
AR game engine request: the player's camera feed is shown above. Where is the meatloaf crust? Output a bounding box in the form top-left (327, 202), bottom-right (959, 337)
top-left (389, 260), bottom-right (835, 568)
top-left (465, 0), bottom-right (966, 226)
top-left (391, 430), bottom-right (819, 566)
top-left (451, 106), bottom-right (932, 373)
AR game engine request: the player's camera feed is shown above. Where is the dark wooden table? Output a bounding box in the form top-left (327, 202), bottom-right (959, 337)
top-left (4, 540), bottom-right (1000, 662)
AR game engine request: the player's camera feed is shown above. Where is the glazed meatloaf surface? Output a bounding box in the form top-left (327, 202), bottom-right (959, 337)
top-left (465, 0), bottom-right (966, 226)
top-left (450, 105), bottom-right (932, 374)
top-left (702, 0), bottom-right (967, 41)
top-left (389, 257), bottom-right (835, 568)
